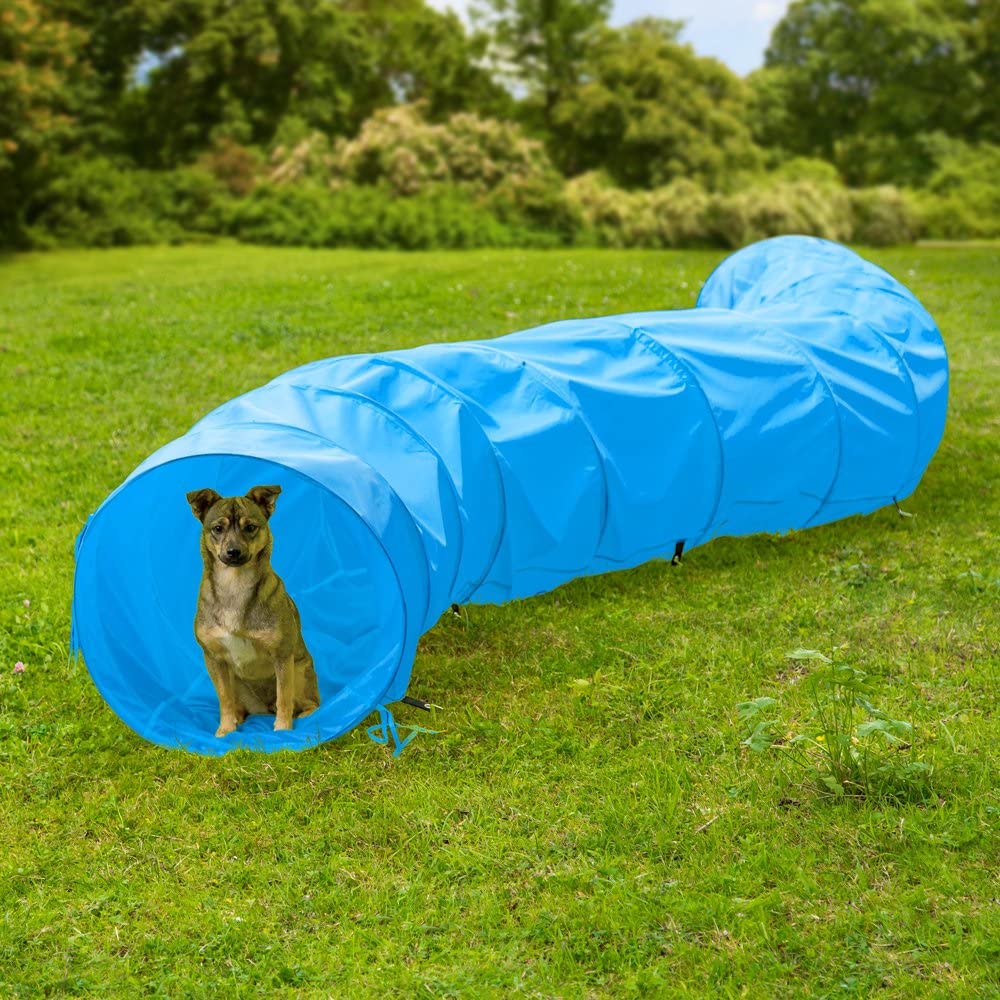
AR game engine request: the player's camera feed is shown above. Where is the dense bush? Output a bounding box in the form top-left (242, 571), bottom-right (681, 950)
top-left (772, 157), bottom-right (843, 185)
top-left (198, 139), bottom-right (263, 196)
top-left (708, 180), bottom-right (853, 248)
top-left (566, 174), bottom-right (901, 249)
top-left (266, 105), bottom-right (561, 206)
top-left (485, 172), bottom-right (581, 243)
top-left (912, 141), bottom-right (1000, 239)
top-left (267, 126), bottom-right (336, 187)
top-left (227, 182), bottom-right (567, 250)
top-left (26, 113), bottom-right (995, 252)
top-left (848, 186), bottom-right (920, 246)
top-left (26, 158), bottom-right (173, 248)
top-left (261, 105), bottom-right (577, 245)
top-left (26, 153), bottom-right (938, 251)
top-left (255, 107), bottom-right (580, 250)
top-left (566, 172), bottom-right (925, 248)
top-left (26, 159), bottom-right (231, 248)
top-left (566, 173), bottom-right (712, 248)
top-left (328, 103), bottom-right (559, 197)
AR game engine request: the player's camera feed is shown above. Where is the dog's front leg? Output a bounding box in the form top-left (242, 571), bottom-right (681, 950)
top-left (204, 653), bottom-right (241, 737)
top-left (274, 654), bottom-right (295, 731)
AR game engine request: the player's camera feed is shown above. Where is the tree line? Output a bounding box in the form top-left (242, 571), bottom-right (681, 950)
top-left (2, 0), bottom-right (997, 249)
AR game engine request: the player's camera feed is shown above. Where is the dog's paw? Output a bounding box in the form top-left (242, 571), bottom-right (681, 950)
top-left (215, 720), bottom-right (238, 737)
top-left (273, 716), bottom-right (293, 732)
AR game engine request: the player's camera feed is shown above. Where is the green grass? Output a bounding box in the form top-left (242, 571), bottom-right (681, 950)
top-left (1, 242), bottom-right (997, 997)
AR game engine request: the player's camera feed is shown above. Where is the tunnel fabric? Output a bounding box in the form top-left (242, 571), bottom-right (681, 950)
top-left (71, 237), bottom-right (948, 755)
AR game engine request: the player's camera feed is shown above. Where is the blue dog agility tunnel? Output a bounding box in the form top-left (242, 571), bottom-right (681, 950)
top-left (72, 237), bottom-right (948, 755)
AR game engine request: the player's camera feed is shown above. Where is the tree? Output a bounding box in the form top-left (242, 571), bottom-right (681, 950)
top-left (959, 0), bottom-right (1000, 144)
top-left (345, 0), bottom-right (512, 122)
top-left (550, 19), bottom-right (762, 189)
top-left (119, 0), bottom-right (383, 166)
top-left (473, 0), bottom-right (611, 131)
top-left (0, 0), bottom-right (89, 243)
top-left (752, 0), bottom-right (983, 184)
top-left (41, 0), bottom-right (147, 115)
top-left (116, 0), bottom-right (509, 167)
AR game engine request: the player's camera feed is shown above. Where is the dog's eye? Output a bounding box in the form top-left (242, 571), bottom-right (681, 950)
top-left (244, 524), bottom-right (258, 534)
top-left (211, 524), bottom-right (224, 535)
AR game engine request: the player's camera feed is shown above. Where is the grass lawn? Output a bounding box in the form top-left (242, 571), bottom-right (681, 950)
top-left (1, 242), bottom-right (997, 997)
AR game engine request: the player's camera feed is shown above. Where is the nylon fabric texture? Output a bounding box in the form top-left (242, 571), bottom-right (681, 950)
top-left (71, 236), bottom-right (949, 755)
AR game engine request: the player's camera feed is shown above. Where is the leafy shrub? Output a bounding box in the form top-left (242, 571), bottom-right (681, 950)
top-left (264, 104), bottom-right (573, 244)
top-left (486, 172), bottom-right (581, 243)
top-left (708, 180), bottom-right (853, 248)
top-left (911, 141), bottom-right (1000, 239)
top-left (198, 138), bottom-right (262, 196)
top-left (27, 158), bottom-right (173, 248)
top-left (27, 159), bottom-right (232, 248)
top-left (224, 184), bottom-right (315, 246)
top-left (567, 173), bottom-right (926, 250)
top-left (644, 180), bottom-right (714, 247)
top-left (772, 156), bottom-right (843, 185)
top-left (227, 182), bottom-right (560, 250)
top-left (566, 173), bottom-right (712, 248)
top-left (564, 173), bottom-right (633, 247)
top-left (267, 130), bottom-right (335, 187)
top-left (22, 149), bottom-right (929, 252)
top-left (329, 103), bottom-right (560, 198)
top-left (848, 186), bottom-right (920, 246)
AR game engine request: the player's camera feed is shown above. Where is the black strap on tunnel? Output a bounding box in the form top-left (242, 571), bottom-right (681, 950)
top-left (671, 540), bottom-right (685, 566)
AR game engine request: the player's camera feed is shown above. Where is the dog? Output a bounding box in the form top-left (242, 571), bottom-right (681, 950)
top-left (185, 484), bottom-right (320, 736)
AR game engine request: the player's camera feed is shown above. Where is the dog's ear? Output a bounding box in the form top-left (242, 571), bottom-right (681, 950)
top-left (246, 484), bottom-right (281, 519)
top-left (186, 488), bottom-right (222, 522)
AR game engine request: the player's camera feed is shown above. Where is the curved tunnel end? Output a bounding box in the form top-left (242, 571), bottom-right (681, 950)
top-left (72, 451), bottom-right (412, 755)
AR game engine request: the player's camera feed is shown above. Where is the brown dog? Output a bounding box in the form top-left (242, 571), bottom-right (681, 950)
top-left (185, 485), bottom-right (320, 736)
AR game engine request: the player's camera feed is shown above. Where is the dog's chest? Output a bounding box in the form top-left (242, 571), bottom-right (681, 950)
top-left (208, 626), bottom-right (274, 681)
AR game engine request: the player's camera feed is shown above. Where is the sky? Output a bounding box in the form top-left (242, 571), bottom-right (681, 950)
top-left (430, 0), bottom-right (793, 77)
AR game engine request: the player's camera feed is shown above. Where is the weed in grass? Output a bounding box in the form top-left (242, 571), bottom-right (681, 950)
top-left (739, 649), bottom-right (940, 805)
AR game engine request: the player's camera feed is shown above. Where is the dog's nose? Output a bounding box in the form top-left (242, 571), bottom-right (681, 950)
top-left (226, 546), bottom-right (242, 559)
